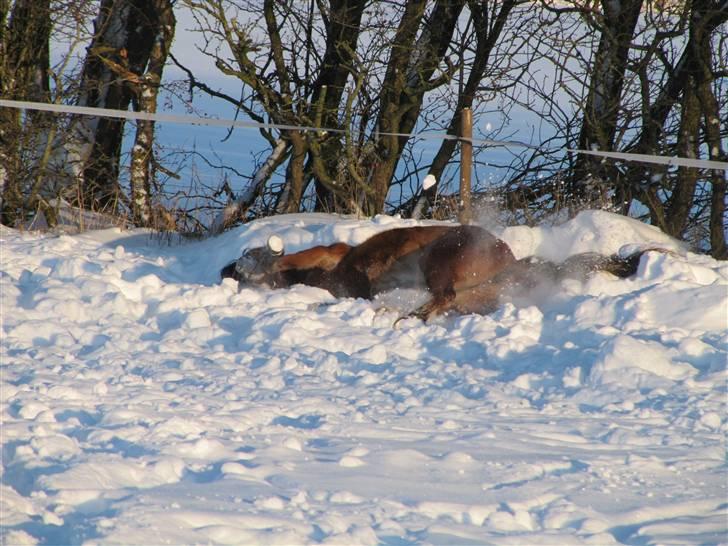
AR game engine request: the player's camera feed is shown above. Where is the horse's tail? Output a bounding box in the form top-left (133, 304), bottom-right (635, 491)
top-left (503, 247), bottom-right (671, 291)
top-left (557, 251), bottom-right (641, 280)
top-left (557, 247), bottom-right (673, 281)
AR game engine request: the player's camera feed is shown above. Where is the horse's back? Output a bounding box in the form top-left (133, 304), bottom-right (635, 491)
top-left (343, 225), bottom-right (455, 270)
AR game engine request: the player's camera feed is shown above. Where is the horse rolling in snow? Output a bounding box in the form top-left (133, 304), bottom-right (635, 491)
top-left (220, 224), bottom-right (650, 321)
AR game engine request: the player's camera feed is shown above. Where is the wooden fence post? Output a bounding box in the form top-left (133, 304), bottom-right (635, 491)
top-left (459, 107), bottom-right (472, 224)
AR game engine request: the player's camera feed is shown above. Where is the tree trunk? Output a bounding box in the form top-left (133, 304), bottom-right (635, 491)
top-left (368, 0), bottom-right (466, 214)
top-left (692, 1), bottom-right (727, 258)
top-left (129, 0), bottom-right (175, 227)
top-left (0, 0), bottom-right (51, 225)
top-left (71, 0), bottom-right (164, 215)
top-left (664, 79), bottom-right (700, 237)
top-left (708, 167), bottom-right (726, 259)
top-left (569, 0), bottom-right (643, 205)
top-left (304, 0), bottom-right (367, 211)
top-left (282, 132), bottom-right (308, 213)
top-left (211, 138), bottom-right (289, 233)
top-left (628, 0), bottom-right (728, 248)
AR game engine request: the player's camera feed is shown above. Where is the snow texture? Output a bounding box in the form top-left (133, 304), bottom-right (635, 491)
top-left (1, 210), bottom-right (726, 545)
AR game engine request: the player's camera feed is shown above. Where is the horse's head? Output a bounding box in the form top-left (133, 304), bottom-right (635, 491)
top-left (223, 235), bottom-right (286, 287)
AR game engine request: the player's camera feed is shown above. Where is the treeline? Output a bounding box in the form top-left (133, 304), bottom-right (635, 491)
top-left (0, 0), bottom-right (725, 257)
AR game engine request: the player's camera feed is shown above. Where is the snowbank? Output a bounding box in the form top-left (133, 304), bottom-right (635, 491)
top-left (1, 211), bottom-right (726, 545)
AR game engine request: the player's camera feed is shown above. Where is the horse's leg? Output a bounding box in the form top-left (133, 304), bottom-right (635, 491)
top-left (276, 242), bottom-right (352, 272)
top-left (405, 290), bottom-right (456, 322)
top-left (403, 281), bottom-right (502, 322)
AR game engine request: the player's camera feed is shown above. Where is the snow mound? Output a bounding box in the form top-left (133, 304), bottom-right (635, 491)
top-left (501, 210), bottom-right (685, 260)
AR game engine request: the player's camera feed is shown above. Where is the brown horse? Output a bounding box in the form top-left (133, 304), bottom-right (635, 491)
top-left (221, 224), bottom-right (649, 320)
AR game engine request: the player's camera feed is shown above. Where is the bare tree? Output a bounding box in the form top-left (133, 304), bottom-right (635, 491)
top-left (569, 0), bottom-right (644, 205)
top-left (629, 0), bottom-right (727, 256)
top-left (129, 0), bottom-right (176, 226)
top-left (0, 0), bottom-right (52, 225)
top-left (362, 0), bottom-right (466, 213)
top-left (181, 0), bottom-right (475, 217)
top-left (64, 0), bottom-right (177, 217)
top-left (1, 0), bottom-right (179, 230)
top-left (500, 0), bottom-right (726, 255)
top-left (180, 0), bottom-right (369, 217)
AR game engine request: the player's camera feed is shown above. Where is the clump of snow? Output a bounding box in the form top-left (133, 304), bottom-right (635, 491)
top-left (267, 234), bottom-right (285, 254)
top-left (422, 174), bottom-right (437, 190)
top-left (1, 211), bottom-right (726, 545)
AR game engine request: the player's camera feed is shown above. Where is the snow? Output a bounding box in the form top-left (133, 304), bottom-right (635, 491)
top-left (422, 174), bottom-right (437, 191)
top-left (1, 210), bottom-right (726, 545)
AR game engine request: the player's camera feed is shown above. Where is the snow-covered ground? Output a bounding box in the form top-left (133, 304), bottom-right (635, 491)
top-left (2, 210), bottom-right (726, 545)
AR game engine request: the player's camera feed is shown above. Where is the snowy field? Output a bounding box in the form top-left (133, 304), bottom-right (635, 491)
top-left (1, 210), bottom-right (726, 545)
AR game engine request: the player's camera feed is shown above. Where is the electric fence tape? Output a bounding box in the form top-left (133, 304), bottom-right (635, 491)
top-left (2, 99), bottom-right (727, 172)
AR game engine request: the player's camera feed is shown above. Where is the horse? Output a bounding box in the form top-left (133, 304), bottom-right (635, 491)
top-left (220, 224), bottom-right (651, 321)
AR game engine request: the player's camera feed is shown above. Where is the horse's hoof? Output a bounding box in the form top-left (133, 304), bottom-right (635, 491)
top-left (394, 310), bottom-right (428, 328)
top-left (393, 315), bottom-right (408, 328)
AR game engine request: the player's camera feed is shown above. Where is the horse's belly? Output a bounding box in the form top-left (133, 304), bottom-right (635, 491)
top-left (371, 253), bottom-right (426, 294)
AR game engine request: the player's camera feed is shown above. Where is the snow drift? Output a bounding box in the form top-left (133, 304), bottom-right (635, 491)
top-left (1, 210), bottom-right (726, 545)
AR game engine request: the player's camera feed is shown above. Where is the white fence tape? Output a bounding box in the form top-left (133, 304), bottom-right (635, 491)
top-left (568, 148), bottom-right (728, 171)
top-left (2, 99), bottom-right (727, 171)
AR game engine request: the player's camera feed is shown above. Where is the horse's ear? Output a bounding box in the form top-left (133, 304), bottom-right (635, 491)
top-left (267, 235), bottom-right (284, 256)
